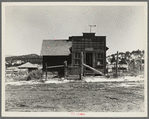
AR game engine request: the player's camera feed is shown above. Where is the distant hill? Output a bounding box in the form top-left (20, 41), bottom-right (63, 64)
top-left (5, 54), bottom-right (41, 59)
top-left (6, 50), bottom-right (145, 67)
top-left (5, 54), bottom-right (42, 67)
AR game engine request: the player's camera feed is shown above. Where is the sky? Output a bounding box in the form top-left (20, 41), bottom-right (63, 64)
top-left (3, 2), bottom-right (147, 56)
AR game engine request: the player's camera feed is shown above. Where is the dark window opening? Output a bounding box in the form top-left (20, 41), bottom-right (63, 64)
top-left (97, 53), bottom-right (103, 58)
top-left (74, 53), bottom-right (80, 65)
top-left (74, 59), bottom-right (80, 65)
top-left (74, 53), bottom-right (80, 58)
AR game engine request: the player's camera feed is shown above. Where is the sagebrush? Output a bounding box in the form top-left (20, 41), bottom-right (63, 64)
top-left (27, 70), bottom-right (43, 81)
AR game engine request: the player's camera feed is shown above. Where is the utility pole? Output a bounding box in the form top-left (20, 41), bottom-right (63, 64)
top-left (89, 25), bottom-right (96, 33)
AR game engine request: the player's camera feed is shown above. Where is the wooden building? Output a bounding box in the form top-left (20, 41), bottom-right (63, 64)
top-left (18, 62), bottom-right (39, 72)
top-left (40, 40), bottom-right (72, 71)
top-left (69, 33), bottom-right (108, 74)
top-left (40, 32), bottom-right (108, 75)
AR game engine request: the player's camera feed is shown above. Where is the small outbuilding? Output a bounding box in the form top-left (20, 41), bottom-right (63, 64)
top-left (18, 62), bottom-right (38, 72)
top-left (40, 40), bottom-right (72, 71)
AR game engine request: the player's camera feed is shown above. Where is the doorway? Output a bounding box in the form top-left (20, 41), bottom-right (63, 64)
top-left (86, 53), bottom-right (93, 70)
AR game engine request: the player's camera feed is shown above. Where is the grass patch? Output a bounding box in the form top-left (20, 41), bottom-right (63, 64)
top-left (11, 70), bottom-right (44, 82)
top-left (13, 75), bottom-right (27, 81)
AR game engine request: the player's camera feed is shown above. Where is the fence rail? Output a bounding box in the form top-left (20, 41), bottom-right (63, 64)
top-left (83, 63), bottom-right (104, 76)
top-left (46, 65), bottom-right (64, 69)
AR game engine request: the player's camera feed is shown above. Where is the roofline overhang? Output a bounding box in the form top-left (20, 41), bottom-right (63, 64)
top-left (41, 55), bottom-right (71, 56)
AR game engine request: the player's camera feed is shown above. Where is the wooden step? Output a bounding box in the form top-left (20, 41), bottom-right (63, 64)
top-left (84, 72), bottom-right (94, 76)
top-left (67, 75), bottom-right (80, 80)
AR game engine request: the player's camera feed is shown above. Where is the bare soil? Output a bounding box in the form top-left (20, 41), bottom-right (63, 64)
top-left (5, 79), bottom-right (144, 112)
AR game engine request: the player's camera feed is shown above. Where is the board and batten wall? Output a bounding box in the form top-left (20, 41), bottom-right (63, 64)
top-left (70, 33), bottom-right (107, 74)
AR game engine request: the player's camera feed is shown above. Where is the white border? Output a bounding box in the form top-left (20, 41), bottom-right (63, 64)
top-left (2, 2), bottom-right (148, 6)
top-left (2, 2), bottom-right (148, 117)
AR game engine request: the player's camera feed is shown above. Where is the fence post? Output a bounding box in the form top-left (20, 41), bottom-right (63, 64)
top-left (80, 52), bottom-right (84, 80)
top-left (64, 61), bottom-right (67, 79)
top-left (45, 63), bottom-right (47, 81)
top-left (107, 66), bottom-right (108, 76)
top-left (119, 64), bottom-right (121, 76)
top-left (11, 70), bottom-right (13, 78)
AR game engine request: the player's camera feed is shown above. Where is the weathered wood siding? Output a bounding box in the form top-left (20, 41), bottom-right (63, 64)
top-left (70, 33), bottom-right (106, 74)
top-left (42, 55), bottom-right (71, 71)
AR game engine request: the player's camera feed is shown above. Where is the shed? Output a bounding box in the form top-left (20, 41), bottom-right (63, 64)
top-left (40, 40), bottom-right (72, 71)
top-left (18, 62), bottom-right (38, 72)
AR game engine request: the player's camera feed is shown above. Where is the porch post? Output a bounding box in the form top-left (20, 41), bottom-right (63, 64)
top-left (80, 52), bottom-right (84, 80)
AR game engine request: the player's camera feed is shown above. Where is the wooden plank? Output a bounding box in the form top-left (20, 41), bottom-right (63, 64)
top-left (83, 63), bottom-right (104, 76)
top-left (45, 63), bottom-right (47, 81)
top-left (46, 65), bottom-right (64, 69)
top-left (64, 61), bottom-right (67, 79)
top-left (80, 52), bottom-right (84, 80)
top-left (67, 75), bottom-right (80, 80)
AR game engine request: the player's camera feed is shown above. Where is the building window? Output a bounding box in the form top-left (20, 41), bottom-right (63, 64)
top-left (97, 53), bottom-right (103, 58)
top-left (74, 53), bottom-right (80, 65)
top-left (97, 53), bottom-right (103, 65)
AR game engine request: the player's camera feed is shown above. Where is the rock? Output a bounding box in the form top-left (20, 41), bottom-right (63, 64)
top-left (61, 78), bottom-right (64, 80)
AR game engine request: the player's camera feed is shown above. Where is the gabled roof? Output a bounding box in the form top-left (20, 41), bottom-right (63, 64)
top-left (40, 40), bottom-right (72, 56)
top-left (40, 39), bottom-right (109, 56)
top-left (18, 62), bottom-right (38, 68)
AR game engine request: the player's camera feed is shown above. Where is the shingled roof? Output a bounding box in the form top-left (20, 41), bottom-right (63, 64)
top-left (40, 40), bottom-right (72, 56)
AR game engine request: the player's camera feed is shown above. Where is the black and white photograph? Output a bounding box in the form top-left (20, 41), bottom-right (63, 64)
top-left (2, 2), bottom-right (148, 117)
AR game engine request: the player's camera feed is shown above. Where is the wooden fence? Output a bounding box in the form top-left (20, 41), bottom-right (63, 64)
top-left (44, 52), bottom-right (106, 80)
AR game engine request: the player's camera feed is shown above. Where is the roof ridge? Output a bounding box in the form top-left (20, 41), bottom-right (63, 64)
top-left (43, 39), bottom-right (69, 41)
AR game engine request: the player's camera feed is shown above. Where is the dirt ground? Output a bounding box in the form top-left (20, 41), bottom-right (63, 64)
top-left (5, 77), bottom-right (144, 112)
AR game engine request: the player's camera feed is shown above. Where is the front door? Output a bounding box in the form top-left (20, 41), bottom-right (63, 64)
top-left (86, 53), bottom-right (93, 70)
